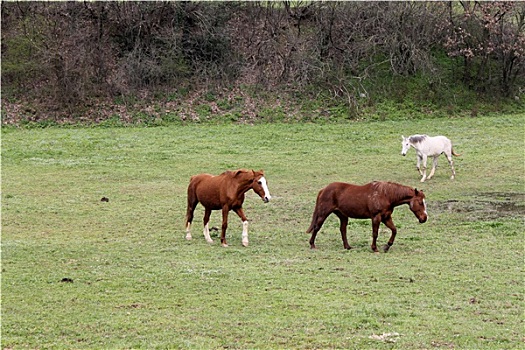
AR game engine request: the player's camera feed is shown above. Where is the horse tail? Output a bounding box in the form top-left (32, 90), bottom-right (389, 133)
top-left (185, 176), bottom-right (199, 226)
top-left (306, 218), bottom-right (315, 233)
top-left (452, 148), bottom-right (461, 157)
top-left (306, 190), bottom-right (324, 233)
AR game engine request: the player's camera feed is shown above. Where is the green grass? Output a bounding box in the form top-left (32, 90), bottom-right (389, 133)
top-left (2, 114), bottom-right (524, 349)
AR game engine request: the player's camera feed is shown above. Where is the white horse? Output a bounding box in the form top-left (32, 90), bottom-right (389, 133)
top-left (401, 135), bottom-right (460, 182)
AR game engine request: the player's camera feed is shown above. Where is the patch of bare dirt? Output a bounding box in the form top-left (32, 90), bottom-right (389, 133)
top-left (431, 192), bottom-right (524, 220)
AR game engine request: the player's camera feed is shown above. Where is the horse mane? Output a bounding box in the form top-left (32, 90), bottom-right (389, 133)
top-left (220, 169), bottom-right (249, 177)
top-left (221, 169), bottom-right (264, 178)
top-left (409, 135), bottom-right (427, 144)
top-left (371, 181), bottom-right (414, 203)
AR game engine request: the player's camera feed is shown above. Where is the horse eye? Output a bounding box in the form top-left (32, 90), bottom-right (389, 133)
top-left (257, 181), bottom-right (262, 185)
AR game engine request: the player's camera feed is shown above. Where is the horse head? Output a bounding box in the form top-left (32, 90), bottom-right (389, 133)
top-left (251, 169), bottom-right (272, 203)
top-left (409, 188), bottom-right (428, 223)
top-left (401, 135), bottom-right (411, 156)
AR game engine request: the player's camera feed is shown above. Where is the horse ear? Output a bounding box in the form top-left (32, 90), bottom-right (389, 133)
top-left (414, 188), bottom-right (419, 195)
top-left (234, 170), bottom-right (243, 177)
top-left (401, 135), bottom-right (405, 140)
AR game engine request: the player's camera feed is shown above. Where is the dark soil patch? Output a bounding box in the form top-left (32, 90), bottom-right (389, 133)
top-left (431, 192), bottom-right (524, 220)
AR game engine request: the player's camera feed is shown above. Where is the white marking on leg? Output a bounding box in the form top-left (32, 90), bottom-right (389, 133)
top-left (203, 223), bottom-right (213, 243)
top-left (185, 223), bottom-right (192, 240)
top-left (259, 176), bottom-right (272, 201)
top-left (242, 220), bottom-right (249, 247)
top-left (420, 169), bottom-right (427, 182)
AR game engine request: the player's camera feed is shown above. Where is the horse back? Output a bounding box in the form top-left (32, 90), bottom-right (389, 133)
top-left (188, 173), bottom-right (224, 209)
top-left (420, 135), bottom-right (453, 156)
top-left (189, 172), bottom-right (244, 209)
top-left (188, 173), bottom-right (214, 189)
top-left (319, 182), bottom-right (375, 219)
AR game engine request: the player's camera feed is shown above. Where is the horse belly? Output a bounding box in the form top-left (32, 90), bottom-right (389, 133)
top-left (426, 137), bottom-right (450, 156)
top-left (199, 199), bottom-right (222, 210)
top-left (343, 209), bottom-right (371, 220)
top-left (337, 198), bottom-right (372, 219)
top-left (323, 184), bottom-right (371, 219)
top-left (194, 180), bottom-right (223, 210)
top-left (196, 191), bottom-right (222, 209)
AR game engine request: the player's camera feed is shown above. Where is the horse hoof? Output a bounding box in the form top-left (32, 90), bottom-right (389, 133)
top-left (185, 235), bottom-right (192, 240)
top-left (242, 242), bottom-right (249, 247)
top-left (221, 243), bottom-right (229, 247)
top-left (383, 245), bottom-right (390, 252)
top-left (206, 239), bottom-right (214, 244)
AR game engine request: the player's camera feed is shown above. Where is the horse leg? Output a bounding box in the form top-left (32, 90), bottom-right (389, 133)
top-left (220, 207), bottom-right (230, 247)
top-left (185, 196), bottom-right (199, 240)
top-left (420, 154), bottom-right (428, 182)
top-left (446, 152), bottom-right (456, 180)
top-left (427, 156), bottom-right (438, 180)
top-left (233, 208), bottom-right (249, 247)
top-left (202, 208), bottom-right (213, 243)
top-left (308, 208), bottom-right (332, 249)
top-left (416, 154), bottom-right (423, 176)
top-left (381, 216), bottom-right (397, 252)
top-left (370, 215), bottom-right (381, 253)
top-left (335, 211), bottom-right (351, 250)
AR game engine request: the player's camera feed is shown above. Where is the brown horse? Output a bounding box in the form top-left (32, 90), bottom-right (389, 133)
top-left (306, 181), bottom-right (427, 252)
top-left (185, 169), bottom-right (271, 247)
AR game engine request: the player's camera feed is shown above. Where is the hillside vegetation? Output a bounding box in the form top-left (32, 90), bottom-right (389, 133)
top-left (1, 1), bottom-right (524, 125)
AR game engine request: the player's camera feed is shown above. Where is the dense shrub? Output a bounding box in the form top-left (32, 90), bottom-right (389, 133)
top-left (1, 1), bottom-right (523, 123)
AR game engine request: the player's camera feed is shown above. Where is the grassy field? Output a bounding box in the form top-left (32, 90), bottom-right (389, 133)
top-left (2, 114), bottom-right (523, 349)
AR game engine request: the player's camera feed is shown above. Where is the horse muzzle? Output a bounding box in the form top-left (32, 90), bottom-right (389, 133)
top-left (263, 196), bottom-right (270, 203)
top-left (419, 216), bottom-right (427, 223)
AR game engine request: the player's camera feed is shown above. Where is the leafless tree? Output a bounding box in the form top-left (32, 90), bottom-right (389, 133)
top-left (442, 1), bottom-right (525, 95)
top-left (1, 1), bottom-right (522, 118)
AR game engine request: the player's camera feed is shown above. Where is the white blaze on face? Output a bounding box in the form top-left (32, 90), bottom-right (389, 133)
top-left (423, 199), bottom-right (428, 217)
top-left (259, 176), bottom-right (271, 201)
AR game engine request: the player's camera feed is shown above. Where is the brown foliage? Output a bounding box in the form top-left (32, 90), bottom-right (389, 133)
top-left (1, 1), bottom-right (522, 123)
top-left (441, 1), bottom-right (525, 94)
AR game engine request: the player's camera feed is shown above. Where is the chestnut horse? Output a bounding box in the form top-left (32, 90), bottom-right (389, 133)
top-left (307, 181), bottom-right (427, 252)
top-left (185, 169), bottom-right (271, 247)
